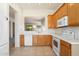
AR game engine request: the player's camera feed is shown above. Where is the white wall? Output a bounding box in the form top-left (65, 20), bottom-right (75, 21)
top-left (9, 4), bottom-right (23, 47)
top-left (0, 3), bottom-right (9, 17)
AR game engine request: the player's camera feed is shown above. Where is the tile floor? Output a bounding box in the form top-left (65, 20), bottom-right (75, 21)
top-left (10, 46), bottom-right (53, 56)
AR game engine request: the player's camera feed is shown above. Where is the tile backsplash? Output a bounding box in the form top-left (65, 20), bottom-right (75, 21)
top-left (55, 27), bottom-right (79, 40)
top-left (48, 29), bottom-right (55, 34)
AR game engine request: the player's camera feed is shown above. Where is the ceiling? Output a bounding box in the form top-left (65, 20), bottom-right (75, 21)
top-left (17, 3), bottom-right (62, 10)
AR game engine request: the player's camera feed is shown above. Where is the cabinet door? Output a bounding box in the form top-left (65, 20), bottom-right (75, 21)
top-left (51, 15), bottom-right (57, 28)
top-left (65, 46), bottom-right (71, 56)
top-left (68, 3), bottom-right (78, 26)
top-left (32, 35), bottom-right (38, 45)
top-left (60, 40), bottom-right (71, 56)
top-left (60, 44), bottom-right (66, 56)
top-left (75, 3), bottom-right (79, 25)
top-left (33, 35), bottom-right (52, 47)
top-left (48, 15), bottom-right (52, 28)
top-left (20, 35), bottom-right (24, 47)
top-left (37, 35), bottom-right (46, 45)
top-left (45, 35), bottom-right (52, 48)
top-left (37, 35), bottom-right (52, 47)
top-left (60, 4), bottom-right (68, 18)
top-left (56, 4), bottom-right (68, 20)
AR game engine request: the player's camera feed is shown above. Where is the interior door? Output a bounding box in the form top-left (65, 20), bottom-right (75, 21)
top-left (0, 16), bottom-right (9, 55)
top-left (0, 13), bottom-right (9, 45)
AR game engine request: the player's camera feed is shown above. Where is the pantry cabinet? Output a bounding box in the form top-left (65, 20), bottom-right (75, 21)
top-left (32, 35), bottom-right (52, 48)
top-left (60, 40), bottom-right (71, 56)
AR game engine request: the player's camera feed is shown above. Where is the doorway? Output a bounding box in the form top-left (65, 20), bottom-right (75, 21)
top-left (12, 22), bottom-right (15, 47)
top-left (9, 6), bottom-right (16, 55)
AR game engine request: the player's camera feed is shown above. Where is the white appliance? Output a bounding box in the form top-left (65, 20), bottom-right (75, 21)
top-left (53, 37), bottom-right (60, 56)
top-left (0, 12), bottom-right (9, 56)
top-left (57, 16), bottom-right (68, 27)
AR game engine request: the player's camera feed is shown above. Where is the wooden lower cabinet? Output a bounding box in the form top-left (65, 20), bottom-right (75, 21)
top-left (20, 35), bottom-right (24, 47)
top-left (32, 35), bottom-right (52, 48)
top-left (32, 35), bottom-right (38, 45)
top-left (60, 40), bottom-right (71, 56)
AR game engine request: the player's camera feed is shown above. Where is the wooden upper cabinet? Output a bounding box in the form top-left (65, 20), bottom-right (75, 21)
top-left (48, 3), bottom-right (79, 28)
top-left (76, 4), bottom-right (79, 25)
top-left (48, 15), bottom-right (57, 28)
top-left (57, 4), bottom-right (68, 20)
top-left (48, 4), bottom-right (68, 28)
top-left (51, 15), bottom-right (57, 28)
top-left (48, 15), bottom-right (52, 28)
top-left (68, 3), bottom-right (79, 26)
top-left (60, 4), bottom-right (68, 17)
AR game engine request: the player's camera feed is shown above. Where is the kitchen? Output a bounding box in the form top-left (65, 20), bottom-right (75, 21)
top-left (0, 3), bottom-right (79, 56)
top-left (48, 3), bottom-right (79, 56)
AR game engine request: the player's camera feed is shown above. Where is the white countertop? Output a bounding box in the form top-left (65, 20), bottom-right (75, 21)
top-left (51, 33), bottom-right (79, 44)
top-left (51, 34), bottom-right (79, 56)
top-left (32, 31), bottom-right (79, 44)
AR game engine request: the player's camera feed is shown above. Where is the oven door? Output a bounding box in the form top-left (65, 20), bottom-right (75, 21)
top-left (53, 37), bottom-right (60, 56)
